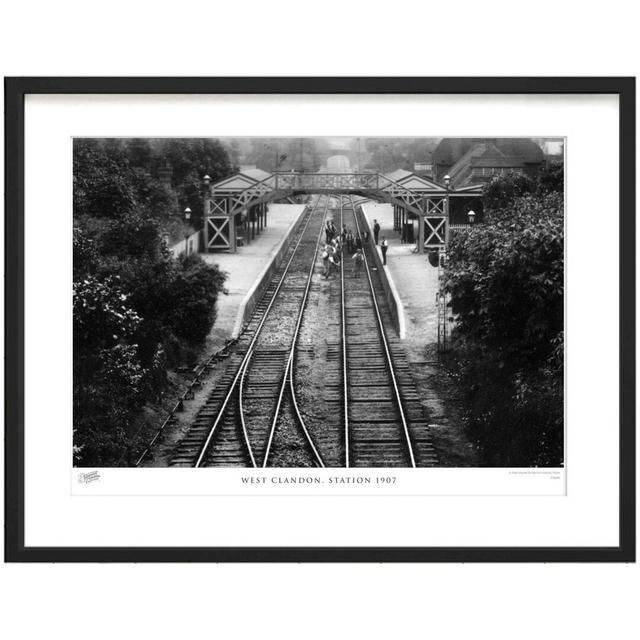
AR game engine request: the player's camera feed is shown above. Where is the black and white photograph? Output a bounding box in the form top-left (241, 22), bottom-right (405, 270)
top-left (73, 135), bottom-right (565, 470)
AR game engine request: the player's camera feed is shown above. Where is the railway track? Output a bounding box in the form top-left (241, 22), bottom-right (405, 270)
top-left (291, 195), bottom-right (438, 467)
top-left (154, 192), bottom-right (437, 468)
top-left (290, 202), bottom-right (346, 466)
top-left (341, 196), bottom-right (436, 467)
top-left (169, 196), bottom-right (330, 468)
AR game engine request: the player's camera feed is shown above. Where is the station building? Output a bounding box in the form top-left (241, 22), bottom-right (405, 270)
top-left (432, 138), bottom-right (545, 186)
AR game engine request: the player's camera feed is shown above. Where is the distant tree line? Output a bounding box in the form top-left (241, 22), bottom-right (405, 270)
top-left (445, 164), bottom-right (564, 466)
top-left (73, 139), bottom-right (232, 466)
top-left (225, 137), bottom-right (442, 174)
top-left (358, 138), bottom-right (441, 173)
top-left (243, 138), bottom-right (329, 173)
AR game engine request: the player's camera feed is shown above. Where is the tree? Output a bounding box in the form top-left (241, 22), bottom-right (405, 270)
top-left (159, 138), bottom-right (233, 226)
top-left (167, 253), bottom-right (228, 343)
top-left (443, 168), bottom-right (564, 466)
top-left (73, 139), bottom-right (138, 218)
top-left (126, 138), bottom-right (154, 168)
top-left (73, 137), bottom-right (233, 226)
top-left (73, 275), bottom-right (146, 465)
top-left (73, 227), bottom-right (100, 279)
top-left (98, 212), bottom-right (165, 260)
top-left (447, 191), bottom-right (564, 366)
top-left (72, 138), bottom-right (233, 465)
top-left (482, 172), bottom-right (537, 213)
top-left (73, 139), bottom-right (176, 220)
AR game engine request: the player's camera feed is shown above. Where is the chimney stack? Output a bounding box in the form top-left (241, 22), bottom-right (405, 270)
top-left (158, 162), bottom-right (173, 187)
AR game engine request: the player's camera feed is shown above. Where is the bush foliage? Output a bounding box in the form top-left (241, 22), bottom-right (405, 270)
top-left (73, 139), bottom-right (231, 465)
top-left (445, 166), bottom-right (564, 466)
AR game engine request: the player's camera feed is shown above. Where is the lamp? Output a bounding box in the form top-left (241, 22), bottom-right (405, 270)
top-left (443, 175), bottom-right (451, 247)
top-left (183, 208), bottom-right (192, 255)
top-left (468, 209), bottom-right (476, 224)
top-left (203, 175), bottom-right (211, 187)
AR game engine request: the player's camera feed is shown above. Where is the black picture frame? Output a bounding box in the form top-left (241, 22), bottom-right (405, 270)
top-left (4, 76), bottom-right (635, 563)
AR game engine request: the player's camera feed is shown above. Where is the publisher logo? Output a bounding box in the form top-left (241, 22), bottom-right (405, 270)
top-left (78, 470), bottom-right (101, 484)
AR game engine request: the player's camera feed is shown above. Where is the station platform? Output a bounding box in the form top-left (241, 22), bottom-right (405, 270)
top-left (360, 202), bottom-right (440, 345)
top-left (200, 204), bottom-right (306, 345)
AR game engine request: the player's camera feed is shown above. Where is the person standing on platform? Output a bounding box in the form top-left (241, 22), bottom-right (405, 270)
top-left (381, 237), bottom-right (389, 266)
top-left (373, 219), bottom-right (381, 245)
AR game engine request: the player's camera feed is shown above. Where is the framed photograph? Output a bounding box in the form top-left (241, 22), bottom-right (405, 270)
top-left (5, 77), bottom-right (635, 562)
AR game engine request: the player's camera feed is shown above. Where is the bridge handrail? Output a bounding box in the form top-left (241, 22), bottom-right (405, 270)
top-left (211, 171), bottom-right (453, 216)
top-left (210, 172), bottom-right (279, 214)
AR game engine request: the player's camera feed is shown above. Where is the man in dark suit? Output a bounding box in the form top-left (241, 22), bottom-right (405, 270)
top-left (373, 219), bottom-right (380, 245)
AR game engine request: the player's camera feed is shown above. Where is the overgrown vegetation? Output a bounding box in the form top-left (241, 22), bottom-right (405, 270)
top-left (445, 165), bottom-right (564, 466)
top-left (73, 139), bottom-right (231, 466)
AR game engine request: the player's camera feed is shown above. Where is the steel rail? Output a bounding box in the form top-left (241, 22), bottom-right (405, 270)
top-left (238, 357), bottom-right (258, 467)
top-left (260, 196), bottom-right (329, 467)
top-left (338, 196), bottom-right (350, 467)
top-left (283, 202), bottom-right (332, 467)
top-left (348, 196), bottom-right (417, 468)
top-left (193, 198), bottom-right (321, 468)
top-left (287, 358), bottom-right (325, 468)
top-left (135, 339), bottom-right (237, 467)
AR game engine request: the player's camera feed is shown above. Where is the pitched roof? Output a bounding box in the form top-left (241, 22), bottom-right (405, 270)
top-left (471, 156), bottom-right (527, 168)
top-left (383, 168), bottom-right (414, 182)
top-left (382, 168), bottom-right (446, 191)
top-left (433, 138), bottom-right (476, 165)
top-left (446, 142), bottom-right (502, 184)
top-left (494, 138), bottom-right (544, 162)
top-left (210, 168), bottom-right (274, 192)
top-left (239, 168), bottom-right (272, 182)
top-left (433, 138), bottom-right (544, 165)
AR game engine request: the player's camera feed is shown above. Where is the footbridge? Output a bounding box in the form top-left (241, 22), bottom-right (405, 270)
top-left (204, 169), bottom-right (483, 253)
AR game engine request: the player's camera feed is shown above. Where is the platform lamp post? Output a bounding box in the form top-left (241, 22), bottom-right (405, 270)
top-left (437, 175), bottom-right (453, 355)
top-left (443, 174), bottom-right (451, 248)
top-left (183, 207), bottom-right (192, 255)
top-left (202, 175), bottom-right (211, 227)
top-left (202, 173), bottom-right (211, 206)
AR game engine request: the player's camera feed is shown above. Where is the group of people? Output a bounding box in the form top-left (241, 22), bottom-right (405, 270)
top-left (320, 216), bottom-right (391, 278)
top-left (322, 219), bottom-right (366, 279)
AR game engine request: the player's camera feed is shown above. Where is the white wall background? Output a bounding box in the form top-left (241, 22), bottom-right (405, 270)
top-left (1, 2), bottom-right (638, 639)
